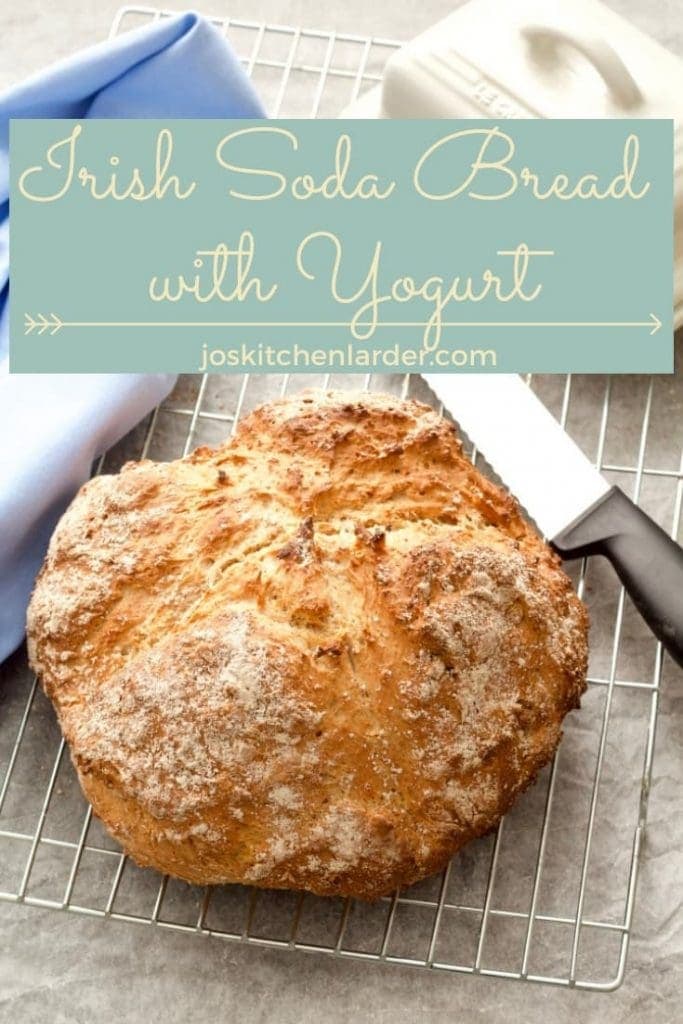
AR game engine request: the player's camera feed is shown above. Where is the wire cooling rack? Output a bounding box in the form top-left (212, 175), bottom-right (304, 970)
top-left (1, 4), bottom-right (682, 994)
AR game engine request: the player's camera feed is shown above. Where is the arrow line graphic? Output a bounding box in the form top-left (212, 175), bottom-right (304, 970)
top-left (23, 313), bottom-right (663, 337)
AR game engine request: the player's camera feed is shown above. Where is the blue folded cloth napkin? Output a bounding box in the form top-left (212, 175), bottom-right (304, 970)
top-left (0, 12), bottom-right (264, 663)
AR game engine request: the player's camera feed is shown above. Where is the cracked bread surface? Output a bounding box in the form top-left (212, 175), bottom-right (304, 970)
top-left (27, 389), bottom-right (588, 899)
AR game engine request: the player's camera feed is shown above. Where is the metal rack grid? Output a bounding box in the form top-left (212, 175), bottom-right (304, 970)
top-left (1, 3), bottom-right (682, 993)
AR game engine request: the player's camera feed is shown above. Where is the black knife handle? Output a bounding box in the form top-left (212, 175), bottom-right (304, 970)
top-left (552, 486), bottom-right (683, 669)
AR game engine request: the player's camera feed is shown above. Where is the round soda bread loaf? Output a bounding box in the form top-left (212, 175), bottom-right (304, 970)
top-left (27, 390), bottom-right (588, 899)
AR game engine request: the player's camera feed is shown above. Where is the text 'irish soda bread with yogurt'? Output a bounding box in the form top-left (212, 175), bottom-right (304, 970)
top-left (27, 390), bottom-right (588, 899)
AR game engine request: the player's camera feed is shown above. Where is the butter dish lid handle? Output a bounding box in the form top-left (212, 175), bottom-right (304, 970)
top-left (521, 22), bottom-right (643, 109)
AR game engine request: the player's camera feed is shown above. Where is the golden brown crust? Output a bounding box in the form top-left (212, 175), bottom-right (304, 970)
top-left (27, 390), bottom-right (588, 899)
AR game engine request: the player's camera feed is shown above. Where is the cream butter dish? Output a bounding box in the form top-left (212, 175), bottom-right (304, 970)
top-left (343, 0), bottom-right (683, 331)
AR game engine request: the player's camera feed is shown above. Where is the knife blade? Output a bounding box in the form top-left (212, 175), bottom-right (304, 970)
top-left (422, 372), bottom-right (683, 668)
top-left (423, 373), bottom-right (608, 540)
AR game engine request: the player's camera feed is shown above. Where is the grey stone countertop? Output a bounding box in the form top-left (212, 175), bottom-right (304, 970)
top-left (1, 1), bottom-right (682, 1022)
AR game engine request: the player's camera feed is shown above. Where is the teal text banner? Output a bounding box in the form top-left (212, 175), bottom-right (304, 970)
top-left (9, 118), bottom-right (674, 373)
